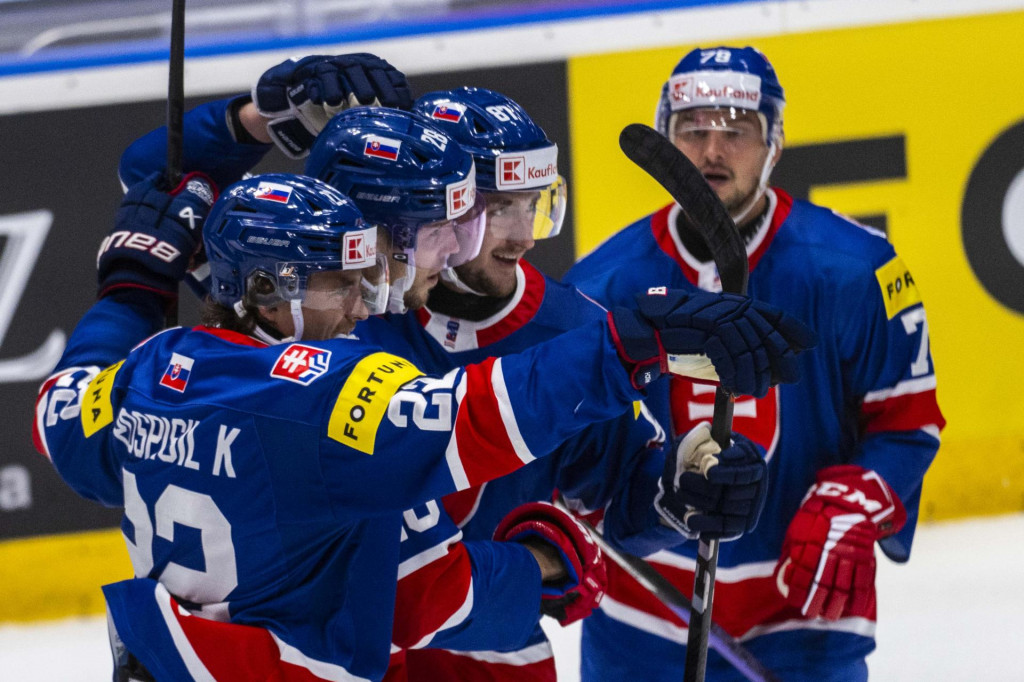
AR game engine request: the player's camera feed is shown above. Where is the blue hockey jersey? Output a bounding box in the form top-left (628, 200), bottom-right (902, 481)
top-left (34, 294), bottom-right (642, 682)
top-left (359, 261), bottom-right (672, 679)
top-left (565, 190), bottom-right (944, 681)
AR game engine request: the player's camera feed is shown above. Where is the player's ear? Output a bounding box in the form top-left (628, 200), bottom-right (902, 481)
top-left (257, 304), bottom-right (288, 335)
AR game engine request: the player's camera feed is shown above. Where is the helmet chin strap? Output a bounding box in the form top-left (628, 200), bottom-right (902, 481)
top-left (249, 299), bottom-right (305, 345)
top-left (730, 141), bottom-right (778, 226)
top-left (387, 263), bottom-right (414, 314)
top-left (440, 266), bottom-right (487, 296)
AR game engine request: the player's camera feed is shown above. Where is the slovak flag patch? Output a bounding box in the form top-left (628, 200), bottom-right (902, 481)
top-left (431, 103), bottom-right (465, 123)
top-left (254, 181), bottom-right (293, 204)
top-left (159, 353), bottom-right (194, 392)
top-left (364, 135), bottom-right (401, 161)
top-left (270, 344), bottom-right (332, 386)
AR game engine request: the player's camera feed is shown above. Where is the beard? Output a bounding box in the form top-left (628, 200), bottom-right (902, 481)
top-left (453, 259), bottom-right (518, 298)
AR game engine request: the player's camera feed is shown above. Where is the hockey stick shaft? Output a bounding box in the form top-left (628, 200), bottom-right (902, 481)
top-left (618, 124), bottom-right (749, 682)
top-left (554, 498), bottom-right (778, 682)
top-left (165, 0), bottom-right (186, 327)
top-left (167, 0), bottom-right (185, 189)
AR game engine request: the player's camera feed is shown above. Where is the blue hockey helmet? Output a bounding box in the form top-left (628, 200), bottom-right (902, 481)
top-left (305, 106), bottom-right (485, 272)
top-left (203, 173), bottom-right (388, 331)
top-left (654, 46), bottom-right (785, 146)
top-left (412, 87), bottom-right (566, 241)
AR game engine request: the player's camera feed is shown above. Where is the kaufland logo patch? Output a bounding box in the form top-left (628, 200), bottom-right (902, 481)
top-left (159, 353), bottom-right (194, 392)
top-left (270, 344), bottom-right (331, 385)
top-left (499, 156), bottom-right (525, 186)
top-left (342, 226), bottom-right (377, 269)
top-left (670, 77), bottom-right (693, 102)
top-left (669, 71), bottom-right (762, 111)
top-left (446, 164), bottom-right (476, 220)
top-left (494, 145), bottom-right (558, 191)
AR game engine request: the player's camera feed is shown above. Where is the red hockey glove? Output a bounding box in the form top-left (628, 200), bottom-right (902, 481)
top-left (774, 464), bottom-right (907, 620)
top-left (493, 501), bottom-right (607, 626)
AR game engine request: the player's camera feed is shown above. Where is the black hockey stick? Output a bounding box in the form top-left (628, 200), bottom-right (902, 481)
top-left (553, 497), bottom-right (778, 682)
top-left (618, 123), bottom-right (749, 682)
top-left (165, 0), bottom-right (186, 327)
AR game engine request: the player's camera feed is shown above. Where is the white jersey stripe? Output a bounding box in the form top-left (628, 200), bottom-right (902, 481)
top-left (645, 550), bottom-right (778, 582)
top-left (863, 375), bottom-right (937, 403)
top-left (444, 639), bottom-right (554, 665)
top-left (601, 592), bottom-right (877, 644)
top-left (152, 583), bottom-right (216, 682)
top-left (396, 529), bottom-right (463, 579)
top-left (272, 631), bottom-right (372, 682)
top-left (491, 359), bottom-right (535, 465)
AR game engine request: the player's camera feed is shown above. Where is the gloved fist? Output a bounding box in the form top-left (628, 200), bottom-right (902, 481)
top-left (97, 172), bottom-right (217, 304)
top-left (493, 501), bottom-right (607, 626)
top-left (654, 422), bottom-right (768, 541)
top-left (608, 286), bottom-right (817, 395)
top-left (252, 53), bottom-right (413, 158)
top-left (774, 464), bottom-right (907, 621)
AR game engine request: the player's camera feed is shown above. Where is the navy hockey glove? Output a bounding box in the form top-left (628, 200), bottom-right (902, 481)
top-left (97, 172), bottom-right (217, 305)
top-left (494, 501), bottom-right (607, 626)
top-left (654, 423), bottom-right (768, 541)
top-left (252, 53), bottom-right (413, 158)
top-left (609, 287), bottom-right (817, 396)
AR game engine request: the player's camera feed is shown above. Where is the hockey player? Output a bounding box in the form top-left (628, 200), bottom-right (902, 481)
top-left (113, 57), bottom-right (813, 676)
top-left (371, 86), bottom-right (769, 681)
top-left (35, 171), bottom-right (812, 681)
top-left (566, 46), bottom-right (944, 681)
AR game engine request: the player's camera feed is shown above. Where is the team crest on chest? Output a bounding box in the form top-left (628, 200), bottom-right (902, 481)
top-left (270, 344), bottom-right (331, 385)
top-left (669, 378), bottom-right (780, 458)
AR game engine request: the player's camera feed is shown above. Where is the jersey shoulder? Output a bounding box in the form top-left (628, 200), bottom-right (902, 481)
top-left (566, 208), bottom-right (684, 308)
top-left (128, 328), bottom-right (404, 426)
top-left (783, 199), bottom-right (899, 270)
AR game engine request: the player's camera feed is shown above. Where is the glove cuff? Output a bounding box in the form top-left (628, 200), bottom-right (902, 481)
top-left (608, 309), bottom-right (665, 389)
top-left (266, 117), bottom-right (316, 159)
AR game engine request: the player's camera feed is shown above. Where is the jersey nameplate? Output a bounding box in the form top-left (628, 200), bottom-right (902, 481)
top-left (874, 256), bottom-right (921, 319)
top-left (328, 352), bottom-right (424, 454)
top-left (81, 360), bottom-right (123, 437)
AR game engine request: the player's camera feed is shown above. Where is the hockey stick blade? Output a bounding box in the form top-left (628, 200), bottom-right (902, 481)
top-left (618, 123), bottom-right (748, 296)
top-left (619, 123), bottom-right (749, 682)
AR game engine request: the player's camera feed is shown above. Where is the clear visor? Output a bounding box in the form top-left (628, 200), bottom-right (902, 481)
top-left (481, 176), bottom-right (566, 242)
top-left (299, 254), bottom-right (390, 316)
top-left (407, 201), bottom-right (486, 272)
top-left (255, 255), bottom-right (390, 316)
top-left (670, 107), bottom-right (767, 151)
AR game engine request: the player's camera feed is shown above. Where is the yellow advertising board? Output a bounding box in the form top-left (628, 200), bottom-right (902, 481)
top-left (569, 10), bottom-right (1024, 521)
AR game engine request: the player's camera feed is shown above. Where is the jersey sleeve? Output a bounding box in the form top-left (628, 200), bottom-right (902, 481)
top-left (318, 319), bottom-right (641, 515)
top-left (118, 96), bottom-right (273, 191)
top-left (392, 502), bottom-right (542, 652)
top-left (838, 250), bottom-right (944, 561)
top-left (33, 294), bottom-right (167, 507)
